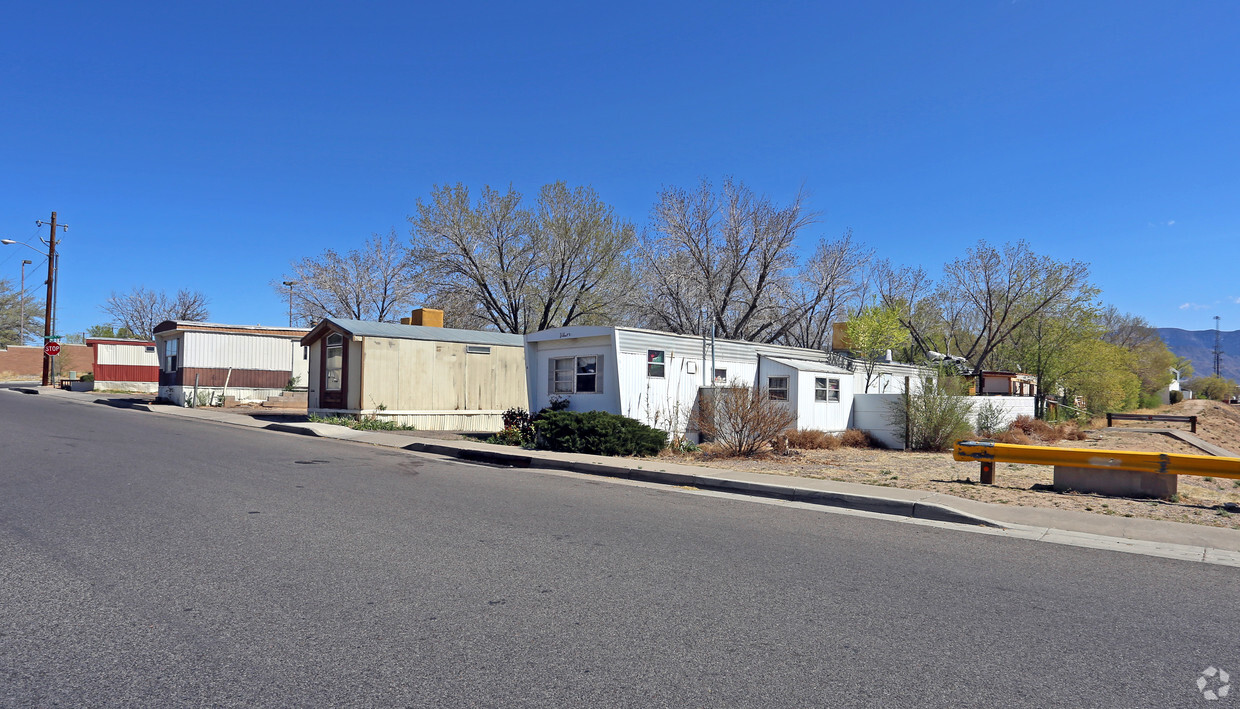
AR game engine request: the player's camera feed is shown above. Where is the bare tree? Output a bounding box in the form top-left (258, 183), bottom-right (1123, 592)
top-left (780, 230), bottom-right (872, 349)
top-left (283, 230), bottom-right (421, 324)
top-left (1098, 305), bottom-right (1159, 349)
top-left (633, 178), bottom-right (833, 343)
top-left (886, 240), bottom-right (1098, 393)
top-left (103, 287), bottom-right (211, 339)
top-left (410, 182), bottom-right (635, 333)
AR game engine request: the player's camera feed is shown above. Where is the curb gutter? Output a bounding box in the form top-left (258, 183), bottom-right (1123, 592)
top-left (260, 421), bottom-right (998, 528)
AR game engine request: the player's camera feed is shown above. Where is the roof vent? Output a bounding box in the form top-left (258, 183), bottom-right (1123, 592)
top-left (400, 308), bottom-right (444, 327)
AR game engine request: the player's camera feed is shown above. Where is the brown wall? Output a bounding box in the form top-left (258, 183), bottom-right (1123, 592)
top-left (160, 367), bottom-right (290, 388)
top-left (0, 344), bottom-right (93, 380)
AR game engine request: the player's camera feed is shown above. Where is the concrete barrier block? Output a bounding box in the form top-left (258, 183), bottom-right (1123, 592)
top-left (1053, 465), bottom-right (1177, 500)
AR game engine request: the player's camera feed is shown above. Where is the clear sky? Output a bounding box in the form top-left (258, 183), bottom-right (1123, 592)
top-left (2, 1), bottom-right (1237, 337)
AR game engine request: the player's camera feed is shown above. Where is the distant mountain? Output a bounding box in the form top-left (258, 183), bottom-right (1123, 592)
top-left (1157, 328), bottom-right (1240, 382)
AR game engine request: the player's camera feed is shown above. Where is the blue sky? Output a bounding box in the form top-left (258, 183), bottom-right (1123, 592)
top-left (2, 1), bottom-right (1237, 337)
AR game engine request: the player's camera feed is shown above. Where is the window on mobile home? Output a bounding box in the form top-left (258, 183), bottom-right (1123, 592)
top-left (552, 356), bottom-right (600, 394)
top-left (768, 376), bottom-right (789, 401)
top-left (815, 377), bottom-right (841, 402)
top-left (647, 350), bottom-right (665, 378)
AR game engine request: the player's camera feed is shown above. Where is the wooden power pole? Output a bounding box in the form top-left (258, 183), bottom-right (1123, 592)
top-left (37, 212), bottom-right (67, 386)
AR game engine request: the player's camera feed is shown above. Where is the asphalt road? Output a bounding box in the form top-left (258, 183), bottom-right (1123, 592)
top-left (2, 390), bottom-right (1237, 708)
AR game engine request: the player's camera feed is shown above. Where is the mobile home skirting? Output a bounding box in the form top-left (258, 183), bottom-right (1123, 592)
top-left (307, 408), bottom-right (508, 432)
top-left (94, 363), bottom-right (159, 383)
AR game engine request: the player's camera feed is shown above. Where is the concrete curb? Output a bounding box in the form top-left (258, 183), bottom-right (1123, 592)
top-left (254, 418), bottom-right (998, 526)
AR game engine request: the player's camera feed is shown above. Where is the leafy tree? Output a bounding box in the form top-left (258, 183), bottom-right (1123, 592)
top-left (1129, 339), bottom-right (1177, 394)
top-left (1172, 355), bottom-right (1194, 381)
top-left (0, 277), bottom-right (44, 346)
top-left (1188, 375), bottom-right (1238, 402)
top-left (85, 324), bottom-right (139, 339)
top-left (993, 300), bottom-right (1101, 417)
top-left (102, 287), bottom-right (209, 339)
top-left (283, 230), bottom-right (419, 324)
top-left (411, 182), bottom-right (636, 333)
top-left (1059, 339), bottom-right (1140, 415)
top-left (846, 303), bottom-right (910, 392)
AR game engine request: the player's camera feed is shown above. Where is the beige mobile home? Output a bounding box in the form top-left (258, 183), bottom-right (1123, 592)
top-left (301, 316), bottom-right (527, 431)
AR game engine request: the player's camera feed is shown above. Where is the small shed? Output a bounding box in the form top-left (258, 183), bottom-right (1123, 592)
top-left (979, 371), bottom-right (1037, 397)
top-left (152, 321), bottom-right (310, 406)
top-left (86, 338), bottom-right (159, 392)
top-left (300, 315), bottom-right (527, 431)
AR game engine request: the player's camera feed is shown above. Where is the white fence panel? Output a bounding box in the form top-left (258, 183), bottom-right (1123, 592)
top-left (851, 394), bottom-right (1036, 449)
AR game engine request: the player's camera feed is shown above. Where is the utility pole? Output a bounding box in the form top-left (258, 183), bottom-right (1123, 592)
top-left (20, 259), bottom-right (32, 344)
top-left (36, 212), bottom-right (67, 387)
top-left (282, 280), bottom-right (298, 327)
top-left (1213, 315), bottom-right (1223, 378)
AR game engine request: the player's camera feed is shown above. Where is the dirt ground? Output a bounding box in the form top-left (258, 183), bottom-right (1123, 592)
top-left (674, 400), bottom-right (1240, 530)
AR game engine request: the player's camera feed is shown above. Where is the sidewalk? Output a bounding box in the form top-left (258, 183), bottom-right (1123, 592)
top-left (13, 386), bottom-right (1240, 564)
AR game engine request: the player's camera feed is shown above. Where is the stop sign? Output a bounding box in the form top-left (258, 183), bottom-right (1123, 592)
top-left (44, 341), bottom-right (61, 356)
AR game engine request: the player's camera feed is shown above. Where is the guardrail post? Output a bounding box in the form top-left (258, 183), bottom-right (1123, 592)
top-left (1106, 413), bottom-right (1113, 428)
top-left (980, 461), bottom-right (994, 485)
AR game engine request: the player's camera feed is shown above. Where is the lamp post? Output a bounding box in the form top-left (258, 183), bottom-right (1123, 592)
top-left (19, 259), bottom-right (32, 344)
top-left (282, 280), bottom-right (299, 388)
top-left (282, 280), bottom-right (298, 327)
top-left (4, 211), bottom-right (67, 386)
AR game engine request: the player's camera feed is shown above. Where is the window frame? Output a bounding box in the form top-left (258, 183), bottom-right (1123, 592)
top-left (551, 355), bottom-right (602, 394)
top-left (325, 333), bottom-right (344, 392)
top-left (647, 350), bottom-right (665, 378)
top-left (768, 376), bottom-right (789, 401)
top-left (814, 377), bottom-right (841, 403)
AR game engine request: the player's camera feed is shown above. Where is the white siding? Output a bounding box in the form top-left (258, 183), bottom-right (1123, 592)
top-left (182, 331), bottom-right (302, 371)
top-left (526, 336), bottom-right (621, 414)
top-left (852, 394), bottom-right (1036, 449)
top-left (96, 343), bottom-right (158, 367)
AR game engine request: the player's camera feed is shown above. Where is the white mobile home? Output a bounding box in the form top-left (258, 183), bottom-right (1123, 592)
top-left (525, 326), bottom-right (857, 437)
top-left (153, 321), bottom-right (310, 406)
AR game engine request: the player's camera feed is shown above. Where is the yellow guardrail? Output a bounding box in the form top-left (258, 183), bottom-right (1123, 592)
top-left (952, 440), bottom-right (1240, 484)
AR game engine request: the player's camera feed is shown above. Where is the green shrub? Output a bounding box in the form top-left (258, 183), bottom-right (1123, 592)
top-left (533, 410), bottom-right (668, 457)
top-left (973, 398), bottom-right (1006, 436)
top-left (1138, 392), bottom-right (1164, 410)
top-left (79, 373), bottom-right (95, 382)
top-left (887, 370), bottom-right (974, 451)
top-left (1169, 390), bottom-right (1183, 405)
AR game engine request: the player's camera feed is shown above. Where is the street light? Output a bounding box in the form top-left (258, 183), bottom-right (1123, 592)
top-left (4, 211), bottom-right (67, 386)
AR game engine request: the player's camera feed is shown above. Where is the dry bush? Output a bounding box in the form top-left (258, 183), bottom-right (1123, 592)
top-left (839, 428), bottom-right (874, 448)
top-left (992, 429), bottom-right (1035, 445)
top-left (692, 383), bottom-right (797, 457)
top-left (784, 429), bottom-right (842, 450)
top-left (1008, 415), bottom-right (1087, 443)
